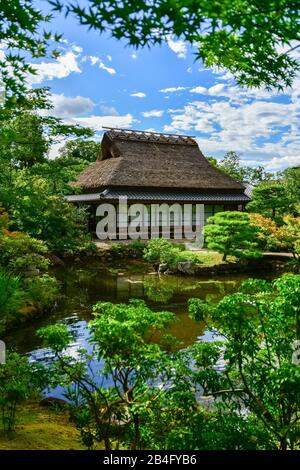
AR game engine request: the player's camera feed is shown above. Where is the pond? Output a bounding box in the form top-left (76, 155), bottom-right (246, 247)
top-left (5, 259), bottom-right (251, 358)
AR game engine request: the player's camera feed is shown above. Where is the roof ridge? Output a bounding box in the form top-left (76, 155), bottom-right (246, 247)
top-left (103, 127), bottom-right (197, 146)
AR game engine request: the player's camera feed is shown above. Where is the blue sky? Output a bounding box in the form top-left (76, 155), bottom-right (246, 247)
top-left (28, 2), bottom-right (300, 170)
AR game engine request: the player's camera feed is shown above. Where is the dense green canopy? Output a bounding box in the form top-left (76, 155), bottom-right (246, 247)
top-left (56, 0), bottom-right (300, 89)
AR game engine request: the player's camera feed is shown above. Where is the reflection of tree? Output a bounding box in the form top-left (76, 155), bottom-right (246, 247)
top-left (144, 276), bottom-right (241, 304)
top-left (143, 275), bottom-right (176, 303)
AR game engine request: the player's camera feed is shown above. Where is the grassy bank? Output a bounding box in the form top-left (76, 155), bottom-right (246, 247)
top-left (0, 402), bottom-right (87, 450)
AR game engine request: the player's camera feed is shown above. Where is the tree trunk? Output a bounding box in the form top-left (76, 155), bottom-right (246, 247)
top-left (104, 437), bottom-right (111, 450)
top-left (279, 437), bottom-right (288, 451)
top-left (222, 252), bottom-right (227, 261)
top-left (130, 413), bottom-right (140, 450)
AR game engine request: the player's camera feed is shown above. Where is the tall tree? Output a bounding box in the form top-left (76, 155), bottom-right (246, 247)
top-left (218, 151), bottom-right (245, 182)
top-left (282, 166), bottom-right (300, 209)
top-left (0, 112), bottom-right (49, 168)
top-left (247, 181), bottom-right (293, 220)
top-left (59, 138), bottom-right (100, 163)
top-left (217, 151), bottom-right (273, 184)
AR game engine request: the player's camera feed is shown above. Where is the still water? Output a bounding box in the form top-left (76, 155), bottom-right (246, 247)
top-left (5, 259), bottom-right (249, 358)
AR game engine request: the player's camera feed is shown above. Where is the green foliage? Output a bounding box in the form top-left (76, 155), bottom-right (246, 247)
top-left (29, 138), bottom-right (99, 194)
top-left (0, 352), bottom-right (45, 433)
top-left (38, 324), bottom-right (73, 352)
top-left (204, 211), bottom-right (262, 261)
top-left (39, 300), bottom-right (176, 450)
top-left (188, 274), bottom-right (300, 450)
top-left (38, 278), bottom-right (300, 450)
top-left (212, 151), bottom-right (273, 185)
top-left (58, 0), bottom-right (300, 89)
top-left (0, 2), bottom-right (60, 102)
top-left (0, 104), bottom-right (95, 255)
top-left (205, 156), bottom-right (218, 167)
top-left (59, 139), bottom-right (100, 163)
top-left (218, 151), bottom-right (245, 183)
top-left (0, 112), bottom-right (49, 168)
top-left (0, 270), bottom-right (26, 328)
top-left (90, 299), bottom-right (175, 359)
top-left (110, 240), bottom-right (147, 258)
top-left (282, 166), bottom-right (300, 210)
top-left (158, 409), bottom-right (274, 450)
top-left (247, 181), bottom-right (293, 221)
top-left (0, 211), bottom-right (60, 329)
top-left (30, 157), bottom-right (89, 195)
top-left (188, 298), bottom-right (212, 323)
top-left (0, 230), bottom-right (49, 276)
top-left (5, 172), bottom-right (91, 254)
top-left (143, 239), bottom-right (185, 270)
top-left (0, 108), bottom-right (94, 165)
top-left (2, 1), bottom-right (300, 95)
top-left (25, 274), bottom-right (59, 311)
top-left (143, 276), bottom-right (176, 303)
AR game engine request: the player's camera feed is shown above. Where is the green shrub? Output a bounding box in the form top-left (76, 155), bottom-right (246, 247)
top-left (9, 173), bottom-right (93, 255)
top-left (25, 274), bottom-right (59, 311)
top-left (110, 240), bottom-right (147, 258)
top-left (0, 231), bottom-right (49, 275)
top-left (127, 240), bottom-right (147, 255)
top-left (110, 242), bottom-right (127, 257)
top-left (0, 270), bottom-right (26, 329)
top-left (143, 239), bottom-right (187, 270)
top-left (0, 352), bottom-right (45, 433)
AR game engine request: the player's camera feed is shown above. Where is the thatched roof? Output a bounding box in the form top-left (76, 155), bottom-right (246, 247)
top-left (72, 128), bottom-right (245, 192)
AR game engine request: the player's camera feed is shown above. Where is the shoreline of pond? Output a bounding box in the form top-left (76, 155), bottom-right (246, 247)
top-left (2, 251), bottom-right (288, 338)
top-left (3, 254), bottom-right (283, 354)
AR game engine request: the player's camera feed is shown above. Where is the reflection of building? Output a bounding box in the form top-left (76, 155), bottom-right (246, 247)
top-left (66, 128), bottom-right (250, 239)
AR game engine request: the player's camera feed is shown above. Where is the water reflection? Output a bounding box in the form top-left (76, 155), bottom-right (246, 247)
top-left (5, 260), bottom-right (246, 357)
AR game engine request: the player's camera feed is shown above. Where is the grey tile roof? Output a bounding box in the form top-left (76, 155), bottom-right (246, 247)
top-left (66, 189), bottom-right (250, 203)
top-left (65, 193), bottom-right (102, 202)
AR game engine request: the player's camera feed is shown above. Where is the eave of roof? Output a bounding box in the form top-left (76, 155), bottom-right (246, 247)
top-left (65, 189), bottom-right (250, 203)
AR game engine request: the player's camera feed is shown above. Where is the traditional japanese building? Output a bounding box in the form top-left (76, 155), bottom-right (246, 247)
top-left (67, 128), bottom-right (250, 240)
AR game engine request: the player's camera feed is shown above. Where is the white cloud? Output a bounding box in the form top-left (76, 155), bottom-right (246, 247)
top-left (164, 92), bottom-right (300, 169)
top-left (89, 55), bottom-right (99, 66)
top-left (265, 155), bottom-right (300, 170)
top-left (88, 55), bottom-right (116, 74)
top-left (72, 113), bottom-right (134, 130)
top-left (72, 45), bottom-right (83, 53)
top-left (131, 92), bottom-right (146, 98)
top-left (189, 80), bottom-right (286, 103)
top-left (99, 61), bottom-right (116, 75)
top-left (167, 38), bottom-right (187, 59)
top-left (28, 51), bottom-right (81, 84)
top-left (142, 109), bottom-right (164, 118)
top-left (100, 105), bottom-right (119, 116)
top-left (131, 53), bottom-right (137, 59)
top-left (190, 83), bottom-right (234, 97)
top-left (49, 94), bottom-right (94, 118)
top-left (208, 84), bottom-right (226, 95)
top-left (107, 55), bottom-right (112, 62)
top-left (159, 86), bottom-right (188, 93)
top-left (190, 86), bottom-right (207, 95)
